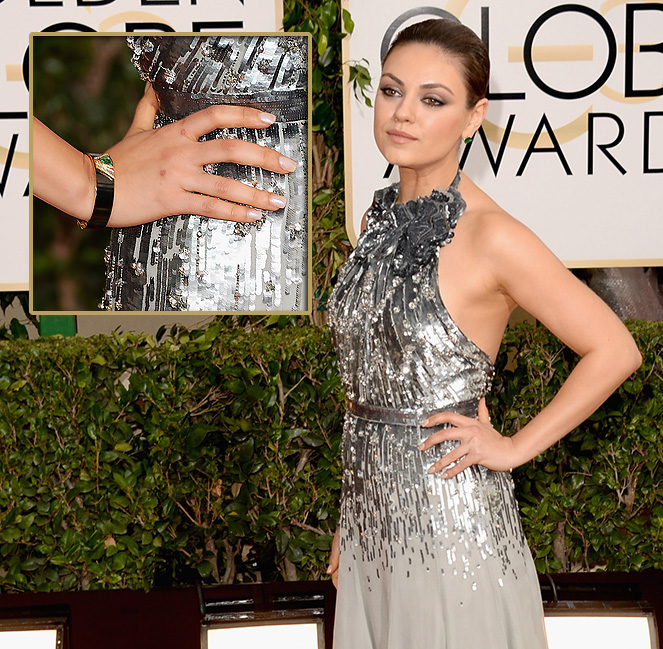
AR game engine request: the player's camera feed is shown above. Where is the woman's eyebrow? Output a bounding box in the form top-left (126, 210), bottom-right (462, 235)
top-left (380, 72), bottom-right (454, 95)
top-left (381, 72), bottom-right (404, 85)
top-left (421, 81), bottom-right (454, 95)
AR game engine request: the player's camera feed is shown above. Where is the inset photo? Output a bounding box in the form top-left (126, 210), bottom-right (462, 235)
top-left (31, 33), bottom-right (311, 314)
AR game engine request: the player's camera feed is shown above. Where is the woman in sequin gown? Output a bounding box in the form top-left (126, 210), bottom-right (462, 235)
top-left (327, 19), bottom-right (641, 649)
top-left (101, 35), bottom-right (308, 311)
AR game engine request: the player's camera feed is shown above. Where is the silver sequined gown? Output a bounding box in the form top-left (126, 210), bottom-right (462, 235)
top-left (327, 173), bottom-right (548, 649)
top-left (101, 36), bottom-right (308, 311)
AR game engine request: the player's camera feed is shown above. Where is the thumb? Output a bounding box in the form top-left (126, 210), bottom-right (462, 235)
top-left (125, 83), bottom-right (159, 136)
top-left (326, 554), bottom-right (339, 573)
top-left (327, 529), bottom-right (340, 573)
top-left (477, 397), bottom-right (491, 425)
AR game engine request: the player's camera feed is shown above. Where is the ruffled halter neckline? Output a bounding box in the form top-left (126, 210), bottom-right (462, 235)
top-left (377, 169), bottom-right (465, 220)
top-left (363, 169), bottom-right (466, 274)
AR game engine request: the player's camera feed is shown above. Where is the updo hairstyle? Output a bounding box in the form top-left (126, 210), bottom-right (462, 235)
top-left (385, 18), bottom-right (490, 108)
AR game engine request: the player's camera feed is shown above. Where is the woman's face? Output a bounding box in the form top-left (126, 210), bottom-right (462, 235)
top-left (374, 42), bottom-right (485, 176)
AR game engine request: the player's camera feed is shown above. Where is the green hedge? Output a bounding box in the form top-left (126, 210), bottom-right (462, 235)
top-left (0, 321), bottom-right (343, 591)
top-left (491, 320), bottom-right (663, 572)
top-left (0, 319), bottom-right (661, 592)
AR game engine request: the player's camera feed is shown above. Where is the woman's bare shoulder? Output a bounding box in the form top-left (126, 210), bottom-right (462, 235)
top-left (458, 175), bottom-right (569, 297)
top-left (458, 177), bottom-right (530, 250)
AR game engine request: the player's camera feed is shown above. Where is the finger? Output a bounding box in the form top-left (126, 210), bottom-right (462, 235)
top-left (326, 557), bottom-right (339, 574)
top-left (327, 559), bottom-right (339, 589)
top-left (439, 456), bottom-right (472, 479)
top-left (427, 446), bottom-right (468, 474)
top-left (173, 192), bottom-right (264, 223)
top-left (178, 104), bottom-right (278, 140)
top-left (327, 530), bottom-right (340, 588)
top-left (477, 397), bottom-right (491, 425)
top-left (197, 138), bottom-right (297, 174)
top-left (422, 410), bottom-right (475, 428)
top-left (418, 427), bottom-right (464, 451)
top-left (126, 83), bottom-right (159, 135)
top-left (187, 175), bottom-right (288, 212)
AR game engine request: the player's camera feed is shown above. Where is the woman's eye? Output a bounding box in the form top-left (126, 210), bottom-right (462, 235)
top-left (379, 86), bottom-right (399, 97)
top-left (423, 97), bottom-right (444, 106)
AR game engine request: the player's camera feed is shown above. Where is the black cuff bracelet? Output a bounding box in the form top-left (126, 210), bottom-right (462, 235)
top-left (78, 153), bottom-right (114, 230)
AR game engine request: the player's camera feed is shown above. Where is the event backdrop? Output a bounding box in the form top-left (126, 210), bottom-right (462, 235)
top-left (342, 0), bottom-right (663, 266)
top-left (0, 0), bottom-right (280, 291)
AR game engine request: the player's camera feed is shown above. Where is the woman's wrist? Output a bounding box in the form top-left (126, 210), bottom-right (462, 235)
top-left (505, 431), bottom-right (539, 469)
top-left (78, 151), bottom-right (97, 222)
top-left (32, 118), bottom-right (99, 222)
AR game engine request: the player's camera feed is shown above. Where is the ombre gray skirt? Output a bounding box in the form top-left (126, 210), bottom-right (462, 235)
top-left (334, 407), bottom-right (547, 648)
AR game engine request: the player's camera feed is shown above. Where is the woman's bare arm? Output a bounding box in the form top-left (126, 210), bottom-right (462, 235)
top-left (420, 212), bottom-right (641, 476)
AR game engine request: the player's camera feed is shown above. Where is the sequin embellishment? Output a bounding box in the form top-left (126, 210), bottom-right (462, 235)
top-left (327, 175), bottom-right (548, 648)
top-left (101, 36), bottom-right (309, 312)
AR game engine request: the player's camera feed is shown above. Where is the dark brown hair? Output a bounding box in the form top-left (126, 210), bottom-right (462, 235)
top-left (385, 18), bottom-right (490, 108)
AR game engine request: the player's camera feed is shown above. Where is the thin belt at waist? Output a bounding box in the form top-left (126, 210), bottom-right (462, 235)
top-left (347, 399), bottom-right (479, 427)
top-left (153, 84), bottom-right (308, 122)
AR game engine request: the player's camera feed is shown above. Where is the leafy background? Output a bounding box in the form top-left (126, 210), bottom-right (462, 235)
top-left (0, 321), bottom-right (343, 590)
top-left (11, 0), bottom-right (663, 594)
top-left (0, 319), bottom-right (660, 592)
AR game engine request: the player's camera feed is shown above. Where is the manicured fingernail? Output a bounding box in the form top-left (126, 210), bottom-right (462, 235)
top-left (428, 466), bottom-right (435, 474)
top-left (247, 209), bottom-right (262, 221)
top-left (418, 443), bottom-right (425, 451)
top-left (259, 112), bottom-right (276, 124)
top-left (441, 471), bottom-right (449, 479)
top-left (269, 195), bottom-right (287, 208)
top-left (279, 156), bottom-right (297, 172)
